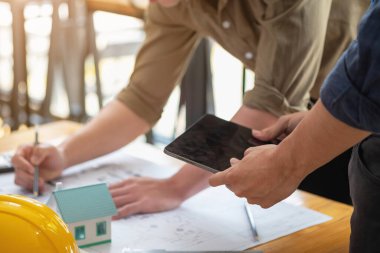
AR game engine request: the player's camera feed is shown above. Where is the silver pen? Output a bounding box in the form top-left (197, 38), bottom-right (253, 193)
top-left (244, 200), bottom-right (259, 242)
top-left (33, 125), bottom-right (39, 197)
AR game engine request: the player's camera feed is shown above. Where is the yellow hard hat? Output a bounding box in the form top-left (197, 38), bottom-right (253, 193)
top-left (0, 194), bottom-right (79, 253)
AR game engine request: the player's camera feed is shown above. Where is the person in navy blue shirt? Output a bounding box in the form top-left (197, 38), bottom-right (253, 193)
top-left (210, 1), bottom-right (380, 252)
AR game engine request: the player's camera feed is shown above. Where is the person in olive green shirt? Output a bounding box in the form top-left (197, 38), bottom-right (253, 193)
top-left (12, 0), bottom-right (367, 218)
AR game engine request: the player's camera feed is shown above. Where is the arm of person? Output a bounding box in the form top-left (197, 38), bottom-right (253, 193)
top-left (12, 2), bottom-right (201, 192)
top-left (60, 101), bottom-right (149, 168)
top-left (209, 2), bottom-right (380, 206)
top-left (109, 0), bottom-right (330, 217)
top-left (243, 0), bottom-right (332, 117)
top-left (205, 0), bottom-right (335, 205)
top-left (12, 101), bottom-right (150, 191)
top-left (209, 101), bottom-right (370, 207)
top-left (110, 105), bottom-right (278, 219)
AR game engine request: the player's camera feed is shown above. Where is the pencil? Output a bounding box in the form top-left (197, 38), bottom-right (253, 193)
top-left (244, 200), bottom-right (259, 242)
top-left (33, 125), bottom-right (39, 197)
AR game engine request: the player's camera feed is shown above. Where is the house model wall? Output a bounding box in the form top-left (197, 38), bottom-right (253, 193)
top-left (47, 183), bottom-right (117, 248)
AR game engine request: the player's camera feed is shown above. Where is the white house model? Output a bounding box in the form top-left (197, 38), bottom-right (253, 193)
top-left (47, 183), bottom-right (117, 248)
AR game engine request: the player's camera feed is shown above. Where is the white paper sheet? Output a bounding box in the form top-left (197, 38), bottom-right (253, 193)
top-left (0, 143), bottom-right (331, 252)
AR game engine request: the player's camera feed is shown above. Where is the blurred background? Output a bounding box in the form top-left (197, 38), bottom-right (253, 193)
top-left (0, 0), bottom-right (254, 145)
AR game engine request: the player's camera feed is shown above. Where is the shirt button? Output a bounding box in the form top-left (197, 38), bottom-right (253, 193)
top-left (222, 20), bottom-right (231, 29)
top-left (245, 52), bottom-right (253, 60)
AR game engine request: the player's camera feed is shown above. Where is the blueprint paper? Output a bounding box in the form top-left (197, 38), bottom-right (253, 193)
top-left (0, 143), bottom-right (331, 252)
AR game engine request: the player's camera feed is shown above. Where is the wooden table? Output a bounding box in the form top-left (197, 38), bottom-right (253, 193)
top-left (0, 121), bottom-right (353, 253)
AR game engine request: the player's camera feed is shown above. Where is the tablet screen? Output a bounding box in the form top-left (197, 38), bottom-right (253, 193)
top-left (164, 114), bottom-right (274, 173)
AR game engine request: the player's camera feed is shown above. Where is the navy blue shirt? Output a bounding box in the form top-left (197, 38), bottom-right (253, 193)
top-left (320, 1), bottom-right (380, 133)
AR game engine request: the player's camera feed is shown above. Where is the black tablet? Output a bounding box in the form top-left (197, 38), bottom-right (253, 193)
top-left (164, 114), bottom-right (276, 173)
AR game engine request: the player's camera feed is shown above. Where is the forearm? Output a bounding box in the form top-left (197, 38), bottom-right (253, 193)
top-left (276, 100), bottom-right (370, 178)
top-left (167, 164), bottom-right (212, 200)
top-left (59, 100), bottom-right (150, 168)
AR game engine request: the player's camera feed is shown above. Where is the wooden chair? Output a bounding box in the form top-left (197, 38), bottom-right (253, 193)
top-left (85, 0), bottom-right (145, 109)
top-left (42, 0), bottom-right (142, 122)
top-left (35, 0), bottom-right (145, 123)
top-left (0, 0), bottom-right (72, 127)
top-left (0, 0), bottom-right (29, 128)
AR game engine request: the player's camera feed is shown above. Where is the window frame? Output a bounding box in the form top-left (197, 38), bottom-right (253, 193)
top-left (75, 225), bottom-right (86, 240)
top-left (96, 221), bottom-right (107, 236)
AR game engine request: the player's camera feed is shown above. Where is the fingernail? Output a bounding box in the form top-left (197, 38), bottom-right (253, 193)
top-left (251, 129), bottom-right (260, 136)
top-left (230, 158), bottom-right (239, 165)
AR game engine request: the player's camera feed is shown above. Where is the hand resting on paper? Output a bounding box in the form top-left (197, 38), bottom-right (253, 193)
top-left (110, 177), bottom-right (185, 219)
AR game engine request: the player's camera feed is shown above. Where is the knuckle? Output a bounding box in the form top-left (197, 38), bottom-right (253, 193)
top-left (14, 177), bottom-right (22, 186)
top-left (261, 128), bottom-right (271, 135)
top-left (225, 172), bottom-right (233, 181)
top-left (245, 147), bottom-right (254, 154)
top-left (46, 146), bottom-right (56, 154)
top-left (118, 209), bottom-right (128, 218)
top-left (225, 171), bottom-right (238, 183)
top-left (33, 148), bottom-right (42, 157)
top-left (279, 115), bottom-right (288, 123)
top-left (11, 155), bottom-right (18, 164)
top-left (16, 145), bottom-right (28, 153)
top-left (124, 178), bottom-right (136, 185)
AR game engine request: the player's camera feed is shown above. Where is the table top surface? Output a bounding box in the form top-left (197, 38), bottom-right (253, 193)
top-left (0, 120), bottom-right (353, 253)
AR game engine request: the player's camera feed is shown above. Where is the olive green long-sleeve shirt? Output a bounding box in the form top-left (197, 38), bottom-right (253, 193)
top-left (117, 0), bottom-right (367, 126)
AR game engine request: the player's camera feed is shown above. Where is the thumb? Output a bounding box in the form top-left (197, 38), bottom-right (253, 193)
top-left (230, 157), bottom-right (240, 166)
top-left (252, 121), bottom-right (288, 141)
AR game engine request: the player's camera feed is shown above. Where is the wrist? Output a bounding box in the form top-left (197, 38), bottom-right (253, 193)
top-left (164, 166), bottom-right (211, 202)
top-left (273, 139), bottom-right (309, 184)
top-left (57, 145), bottom-right (69, 170)
top-left (164, 176), bottom-right (190, 202)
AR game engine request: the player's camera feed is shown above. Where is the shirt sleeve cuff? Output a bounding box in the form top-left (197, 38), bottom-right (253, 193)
top-left (243, 82), bottom-right (309, 116)
top-left (116, 85), bottom-right (162, 127)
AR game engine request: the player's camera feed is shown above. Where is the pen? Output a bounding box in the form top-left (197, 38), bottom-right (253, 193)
top-left (33, 125), bottom-right (39, 197)
top-left (244, 200), bottom-right (259, 242)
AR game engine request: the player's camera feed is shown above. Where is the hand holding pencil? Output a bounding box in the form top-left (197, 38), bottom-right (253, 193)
top-left (11, 128), bottom-right (66, 194)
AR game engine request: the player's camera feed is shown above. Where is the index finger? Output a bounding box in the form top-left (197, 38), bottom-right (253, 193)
top-left (209, 168), bottom-right (232, 187)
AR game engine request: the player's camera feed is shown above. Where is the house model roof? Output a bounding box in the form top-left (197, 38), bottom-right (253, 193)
top-left (53, 183), bottom-right (117, 223)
